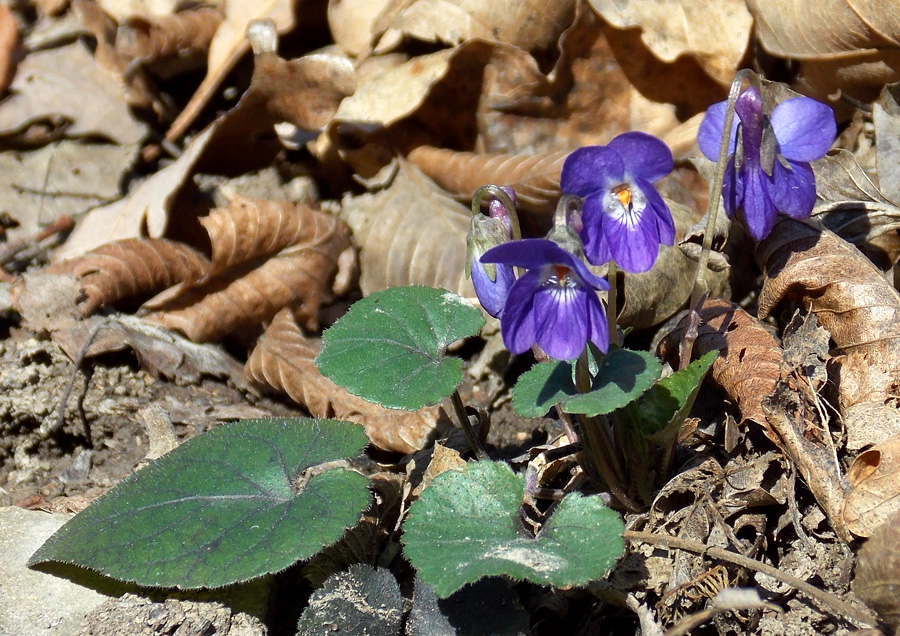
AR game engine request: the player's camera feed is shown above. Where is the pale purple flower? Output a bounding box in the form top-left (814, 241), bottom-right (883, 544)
top-left (697, 86), bottom-right (836, 240)
top-left (480, 238), bottom-right (609, 360)
top-left (468, 188), bottom-right (516, 318)
top-left (560, 132), bottom-right (676, 273)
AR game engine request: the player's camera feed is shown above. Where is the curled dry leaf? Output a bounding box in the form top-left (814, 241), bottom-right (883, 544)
top-left (41, 238), bottom-right (211, 316)
top-left (747, 0), bottom-right (900, 105)
top-left (145, 196), bottom-right (352, 342)
top-left (854, 509), bottom-right (900, 630)
top-left (327, 0), bottom-right (392, 57)
top-left (246, 20), bottom-right (356, 132)
top-left (658, 298), bottom-right (781, 429)
top-left (406, 146), bottom-right (566, 215)
top-left (246, 308), bottom-right (446, 454)
top-left (812, 150), bottom-right (900, 270)
top-left (372, 0), bottom-right (576, 52)
top-left (757, 218), bottom-right (900, 447)
top-left (116, 7), bottom-right (223, 64)
top-left (340, 160), bottom-right (473, 300)
top-left (845, 435), bottom-right (900, 539)
top-left (586, 0), bottom-right (753, 84)
top-left (165, 0), bottom-right (296, 142)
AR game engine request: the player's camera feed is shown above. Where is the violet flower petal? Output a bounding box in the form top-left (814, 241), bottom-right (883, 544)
top-left (768, 159), bottom-right (816, 219)
top-left (608, 132), bottom-right (674, 183)
top-left (499, 271), bottom-right (541, 355)
top-left (739, 162), bottom-right (777, 240)
top-left (770, 97), bottom-right (836, 162)
top-left (602, 199), bottom-right (662, 273)
top-left (697, 100), bottom-right (738, 160)
top-left (586, 293), bottom-right (610, 354)
top-left (470, 254), bottom-right (515, 318)
top-left (560, 146), bottom-right (624, 198)
top-left (720, 158), bottom-right (739, 217)
top-left (580, 193), bottom-right (613, 267)
top-left (637, 177), bottom-right (676, 245)
top-left (533, 284), bottom-right (588, 360)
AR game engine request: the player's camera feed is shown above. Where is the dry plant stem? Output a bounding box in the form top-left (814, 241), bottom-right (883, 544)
top-left (682, 71), bottom-right (751, 367)
top-left (449, 389), bottom-right (488, 460)
top-left (53, 319), bottom-right (105, 441)
top-left (624, 530), bottom-right (877, 628)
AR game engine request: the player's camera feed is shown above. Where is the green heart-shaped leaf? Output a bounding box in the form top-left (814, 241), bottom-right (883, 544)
top-left (28, 418), bottom-right (370, 589)
top-left (317, 286), bottom-right (485, 410)
top-left (563, 348), bottom-right (661, 416)
top-left (402, 461), bottom-right (624, 598)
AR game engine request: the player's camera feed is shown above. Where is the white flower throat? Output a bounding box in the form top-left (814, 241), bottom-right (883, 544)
top-left (605, 183), bottom-right (645, 229)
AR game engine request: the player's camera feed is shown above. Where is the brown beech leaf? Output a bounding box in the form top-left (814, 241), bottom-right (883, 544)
top-left (42, 238), bottom-right (211, 316)
top-left (875, 85), bottom-right (900, 204)
top-left (144, 197), bottom-right (352, 342)
top-left (854, 509), bottom-right (900, 630)
top-left (327, 0), bottom-right (392, 57)
top-left (372, 0), bottom-right (576, 52)
top-left (844, 435), bottom-right (900, 537)
top-left (0, 40), bottom-right (148, 145)
top-left (340, 160), bottom-right (473, 300)
top-left (95, 0), bottom-right (184, 22)
top-left (246, 308), bottom-right (447, 454)
top-left (0, 5), bottom-right (20, 95)
top-left (658, 298), bottom-right (782, 428)
top-left (117, 7), bottom-right (222, 63)
top-left (758, 218), bottom-right (900, 418)
top-left (586, 0), bottom-right (752, 84)
top-left (406, 146), bottom-right (566, 215)
top-left (245, 20), bottom-right (356, 132)
top-left (165, 0), bottom-right (296, 142)
top-left (812, 150), bottom-right (900, 269)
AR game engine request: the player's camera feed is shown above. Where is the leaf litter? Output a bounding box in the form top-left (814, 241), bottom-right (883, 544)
top-left (4, 0), bottom-right (900, 634)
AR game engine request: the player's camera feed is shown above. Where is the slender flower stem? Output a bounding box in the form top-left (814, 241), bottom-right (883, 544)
top-left (689, 69), bottom-right (752, 310)
top-left (449, 389), bottom-right (488, 460)
top-left (606, 261), bottom-right (618, 348)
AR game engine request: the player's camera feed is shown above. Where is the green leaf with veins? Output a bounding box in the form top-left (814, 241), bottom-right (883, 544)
top-left (28, 418), bottom-right (370, 589)
top-left (402, 460), bottom-right (624, 598)
top-left (316, 286), bottom-right (485, 410)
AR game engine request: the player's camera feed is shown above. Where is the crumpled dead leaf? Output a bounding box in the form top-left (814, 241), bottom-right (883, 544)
top-left (372, 0), bottom-right (575, 52)
top-left (0, 40), bottom-right (148, 145)
top-left (246, 307), bottom-right (447, 454)
top-left (340, 160), bottom-right (473, 300)
top-left (586, 0), bottom-right (752, 84)
top-left (327, 0), bottom-right (392, 57)
top-left (144, 195), bottom-right (352, 342)
top-left (854, 509), bottom-right (900, 631)
top-left (757, 218), bottom-right (900, 448)
top-left (407, 146), bottom-right (567, 215)
top-left (844, 436), bottom-right (900, 538)
top-left (746, 0), bottom-right (900, 106)
top-left (165, 0), bottom-right (296, 142)
top-left (116, 6), bottom-right (222, 66)
top-left (0, 4), bottom-right (20, 95)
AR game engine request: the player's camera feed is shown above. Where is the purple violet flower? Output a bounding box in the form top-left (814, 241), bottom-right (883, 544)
top-left (468, 188), bottom-right (516, 318)
top-left (697, 86), bottom-right (836, 240)
top-left (480, 238), bottom-right (609, 360)
top-left (560, 132), bottom-right (676, 273)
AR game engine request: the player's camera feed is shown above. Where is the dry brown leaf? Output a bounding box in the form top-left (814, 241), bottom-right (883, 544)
top-left (340, 160), bottom-right (473, 300)
top-left (658, 298), bottom-right (782, 428)
top-left (0, 5), bottom-right (20, 95)
top-left (57, 92), bottom-right (281, 261)
top-left (164, 0), bottom-right (296, 142)
top-left (246, 308), bottom-right (447, 454)
top-left (757, 218), bottom-right (900, 415)
top-left (327, 0), bottom-right (392, 57)
top-left (145, 197), bottom-right (351, 342)
top-left (406, 146), bottom-right (566, 215)
top-left (96, 0), bottom-right (184, 22)
top-left (372, 0), bottom-right (575, 52)
top-left (42, 238), bottom-right (211, 316)
top-left (586, 0), bottom-right (752, 84)
top-left (246, 21), bottom-right (356, 132)
top-left (0, 40), bottom-right (148, 145)
top-left (854, 509), bottom-right (900, 630)
top-left (116, 7), bottom-right (222, 63)
top-left (844, 435), bottom-right (900, 537)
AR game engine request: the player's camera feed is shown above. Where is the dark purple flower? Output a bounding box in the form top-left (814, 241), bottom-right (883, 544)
top-left (697, 86), bottom-right (836, 240)
top-left (480, 238), bottom-right (609, 360)
top-left (560, 132), bottom-right (675, 273)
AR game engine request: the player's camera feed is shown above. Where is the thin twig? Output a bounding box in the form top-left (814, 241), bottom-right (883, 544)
top-left (624, 530), bottom-right (877, 627)
top-left (449, 389), bottom-right (488, 460)
top-left (53, 319), bottom-right (105, 441)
